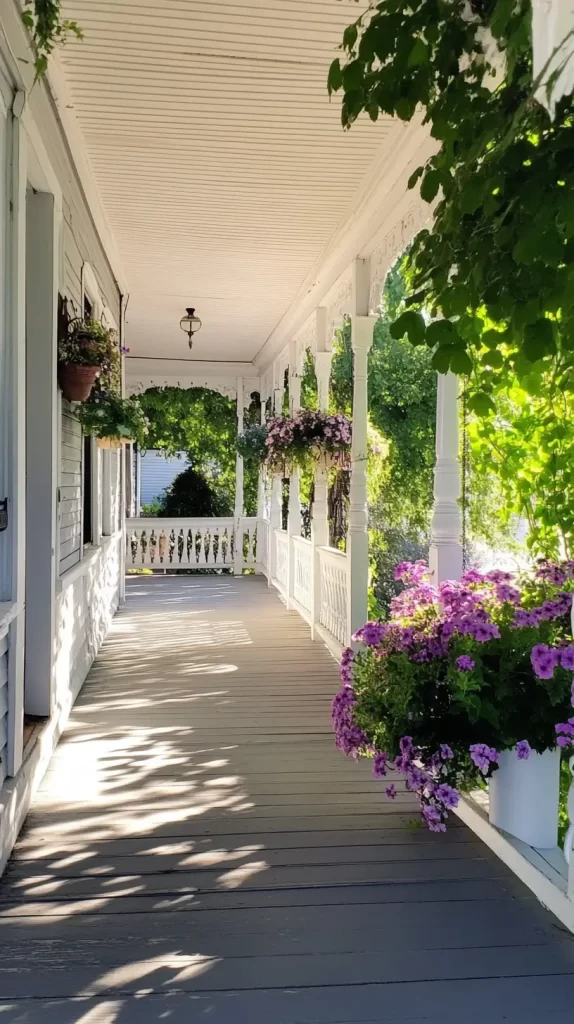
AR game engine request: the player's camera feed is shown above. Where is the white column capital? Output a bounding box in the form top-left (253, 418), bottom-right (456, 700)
top-left (351, 315), bottom-right (377, 354)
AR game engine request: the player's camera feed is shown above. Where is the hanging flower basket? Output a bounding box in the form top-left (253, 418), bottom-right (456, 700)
top-left (57, 317), bottom-right (116, 403)
top-left (77, 392), bottom-right (148, 449)
top-left (58, 363), bottom-right (100, 402)
top-left (265, 411), bottom-right (352, 474)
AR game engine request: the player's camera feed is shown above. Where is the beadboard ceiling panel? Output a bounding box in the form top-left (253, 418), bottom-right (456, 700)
top-left (59, 0), bottom-right (403, 364)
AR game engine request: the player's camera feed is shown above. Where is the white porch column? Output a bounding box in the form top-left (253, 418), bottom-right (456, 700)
top-left (234, 377), bottom-right (244, 575)
top-left (347, 314), bottom-right (375, 641)
top-left (256, 383), bottom-right (266, 522)
top-left (429, 372), bottom-right (463, 583)
top-left (311, 311), bottom-right (332, 634)
top-left (287, 342), bottom-right (302, 606)
top-left (268, 374), bottom-right (284, 586)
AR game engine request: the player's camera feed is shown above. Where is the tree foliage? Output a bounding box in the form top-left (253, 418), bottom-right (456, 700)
top-left (331, 1), bottom-right (574, 557)
top-left (160, 465), bottom-right (230, 518)
top-left (330, 0), bottom-right (574, 404)
top-left (138, 386), bottom-right (259, 516)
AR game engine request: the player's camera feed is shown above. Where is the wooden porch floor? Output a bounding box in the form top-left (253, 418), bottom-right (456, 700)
top-left (1, 576), bottom-right (574, 1022)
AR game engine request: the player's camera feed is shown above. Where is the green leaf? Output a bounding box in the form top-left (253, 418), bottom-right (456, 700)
top-left (407, 38), bottom-right (429, 67)
top-left (408, 166), bottom-right (424, 190)
top-left (431, 345), bottom-right (455, 373)
top-left (481, 349), bottom-right (504, 368)
top-left (342, 23), bottom-right (358, 50)
top-left (395, 96), bottom-right (415, 121)
top-left (523, 319), bottom-right (556, 362)
top-left (342, 60), bottom-right (364, 93)
top-left (483, 329), bottom-right (503, 350)
top-left (367, 102), bottom-right (379, 122)
top-left (468, 391), bottom-right (496, 417)
top-left (441, 283), bottom-right (470, 318)
top-left (420, 169), bottom-right (440, 203)
top-left (390, 310), bottom-right (426, 346)
top-left (327, 58), bottom-right (343, 95)
top-left (425, 319), bottom-right (455, 346)
top-left (450, 349), bottom-right (473, 375)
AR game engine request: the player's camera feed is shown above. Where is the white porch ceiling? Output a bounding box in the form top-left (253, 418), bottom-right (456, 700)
top-left (59, 0), bottom-right (403, 367)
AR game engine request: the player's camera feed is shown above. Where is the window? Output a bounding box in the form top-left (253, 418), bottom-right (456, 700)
top-left (82, 436), bottom-right (93, 545)
top-left (80, 266), bottom-right (101, 550)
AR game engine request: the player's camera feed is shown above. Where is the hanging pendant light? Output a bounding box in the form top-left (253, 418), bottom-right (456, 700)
top-left (179, 307), bottom-right (202, 349)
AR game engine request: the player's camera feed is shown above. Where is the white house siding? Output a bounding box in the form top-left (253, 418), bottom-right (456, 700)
top-left (54, 533), bottom-right (122, 708)
top-left (139, 450), bottom-right (189, 507)
top-left (59, 400), bottom-right (83, 574)
top-left (0, 631), bottom-right (8, 792)
top-left (0, 8), bottom-right (123, 873)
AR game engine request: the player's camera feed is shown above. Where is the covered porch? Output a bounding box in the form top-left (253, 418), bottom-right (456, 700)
top-left (1, 575), bottom-right (574, 1021)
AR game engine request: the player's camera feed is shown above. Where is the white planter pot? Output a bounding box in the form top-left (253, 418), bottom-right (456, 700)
top-left (488, 746), bottom-right (560, 849)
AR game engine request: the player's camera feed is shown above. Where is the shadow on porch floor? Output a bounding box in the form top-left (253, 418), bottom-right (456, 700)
top-left (0, 575), bottom-right (574, 1022)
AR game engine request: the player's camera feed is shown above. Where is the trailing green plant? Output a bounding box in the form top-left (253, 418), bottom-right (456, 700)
top-left (329, 0), bottom-right (574, 414)
top-left (58, 318), bottom-right (115, 368)
top-left (236, 423), bottom-right (268, 462)
top-left (77, 392), bottom-right (149, 448)
top-left (22, 0), bottom-right (82, 79)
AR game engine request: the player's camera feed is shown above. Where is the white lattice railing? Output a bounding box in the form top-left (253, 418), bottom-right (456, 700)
top-left (318, 546), bottom-right (349, 648)
top-left (292, 536), bottom-right (312, 614)
top-left (274, 528), bottom-right (289, 592)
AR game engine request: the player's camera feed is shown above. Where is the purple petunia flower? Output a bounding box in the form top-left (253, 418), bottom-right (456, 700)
top-left (440, 744), bottom-right (454, 760)
top-left (435, 783), bottom-right (460, 809)
top-left (456, 655), bottom-right (475, 672)
top-left (531, 644), bottom-right (560, 680)
top-left (386, 784), bottom-right (397, 800)
top-left (561, 646), bottom-right (574, 671)
top-left (353, 621), bottom-right (387, 647)
top-left (373, 752), bottom-right (388, 779)
top-left (516, 740), bottom-right (531, 760)
top-left (470, 743), bottom-right (499, 775)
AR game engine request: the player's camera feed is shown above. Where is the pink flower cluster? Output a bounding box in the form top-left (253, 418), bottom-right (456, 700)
top-left (264, 410), bottom-right (352, 471)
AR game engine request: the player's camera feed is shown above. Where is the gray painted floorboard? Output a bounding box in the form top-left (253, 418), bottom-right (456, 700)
top-left (2, 575), bottom-right (574, 1022)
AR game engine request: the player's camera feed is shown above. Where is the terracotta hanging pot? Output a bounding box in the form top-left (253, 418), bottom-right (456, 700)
top-left (58, 363), bottom-right (100, 402)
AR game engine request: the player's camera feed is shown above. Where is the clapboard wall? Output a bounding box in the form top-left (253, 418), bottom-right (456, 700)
top-left (0, 630), bottom-right (7, 791)
top-left (59, 400), bottom-right (83, 574)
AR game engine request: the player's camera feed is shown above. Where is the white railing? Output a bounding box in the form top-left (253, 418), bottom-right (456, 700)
top-left (274, 528), bottom-right (289, 593)
top-left (292, 536), bottom-right (312, 614)
top-left (127, 518), bottom-right (235, 569)
top-left (318, 546), bottom-right (349, 648)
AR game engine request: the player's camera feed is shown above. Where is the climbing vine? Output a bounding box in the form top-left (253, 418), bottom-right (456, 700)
top-left (22, 1), bottom-right (82, 79)
top-left (329, 0), bottom-right (574, 415)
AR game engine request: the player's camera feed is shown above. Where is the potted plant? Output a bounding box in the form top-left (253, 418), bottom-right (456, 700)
top-left (58, 318), bottom-right (115, 402)
top-left (332, 560), bottom-right (574, 846)
top-left (77, 391), bottom-right (148, 449)
top-left (264, 411), bottom-right (352, 476)
top-left (236, 423), bottom-right (269, 462)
